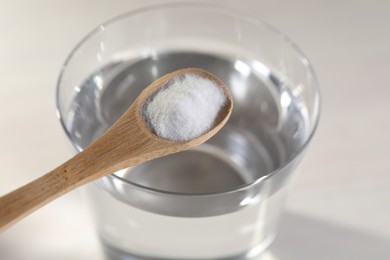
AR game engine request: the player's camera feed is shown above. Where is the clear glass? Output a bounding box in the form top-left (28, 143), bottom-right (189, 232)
top-left (56, 3), bottom-right (320, 260)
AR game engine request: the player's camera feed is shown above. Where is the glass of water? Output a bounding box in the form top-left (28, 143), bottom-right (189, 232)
top-left (56, 3), bottom-right (320, 260)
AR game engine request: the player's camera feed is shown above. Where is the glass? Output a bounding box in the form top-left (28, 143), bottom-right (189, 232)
top-left (56, 3), bottom-right (320, 260)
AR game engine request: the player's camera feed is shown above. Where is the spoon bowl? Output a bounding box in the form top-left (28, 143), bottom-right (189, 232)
top-left (0, 68), bottom-right (232, 232)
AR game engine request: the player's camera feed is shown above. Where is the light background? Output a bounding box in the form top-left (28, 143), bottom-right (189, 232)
top-left (0, 0), bottom-right (389, 259)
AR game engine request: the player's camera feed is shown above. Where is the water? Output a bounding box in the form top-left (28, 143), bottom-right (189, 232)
top-left (66, 52), bottom-right (309, 259)
top-left (68, 52), bottom-right (307, 192)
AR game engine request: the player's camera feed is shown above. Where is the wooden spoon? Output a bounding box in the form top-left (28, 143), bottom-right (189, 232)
top-left (0, 68), bottom-right (233, 232)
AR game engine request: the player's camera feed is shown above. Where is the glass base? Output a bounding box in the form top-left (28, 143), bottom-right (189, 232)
top-left (101, 235), bottom-right (275, 260)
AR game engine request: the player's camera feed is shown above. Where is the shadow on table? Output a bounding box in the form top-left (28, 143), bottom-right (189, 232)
top-left (268, 211), bottom-right (390, 260)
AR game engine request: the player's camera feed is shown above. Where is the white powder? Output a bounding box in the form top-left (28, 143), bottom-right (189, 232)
top-left (143, 73), bottom-right (227, 141)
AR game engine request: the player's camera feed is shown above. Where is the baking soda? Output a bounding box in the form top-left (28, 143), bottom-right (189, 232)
top-left (143, 73), bottom-right (226, 141)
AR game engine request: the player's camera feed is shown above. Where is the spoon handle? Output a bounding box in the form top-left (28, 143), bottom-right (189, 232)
top-left (0, 151), bottom-right (98, 232)
top-left (0, 108), bottom-right (162, 232)
top-left (0, 106), bottom-right (153, 232)
top-left (0, 105), bottom-right (142, 232)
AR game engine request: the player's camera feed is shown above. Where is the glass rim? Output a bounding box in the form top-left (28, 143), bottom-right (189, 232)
top-left (56, 2), bottom-right (321, 197)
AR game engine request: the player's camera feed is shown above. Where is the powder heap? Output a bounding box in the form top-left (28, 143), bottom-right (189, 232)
top-left (143, 73), bottom-right (227, 142)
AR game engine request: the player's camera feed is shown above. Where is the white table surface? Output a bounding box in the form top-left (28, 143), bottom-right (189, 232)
top-left (0, 0), bottom-right (389, 259)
